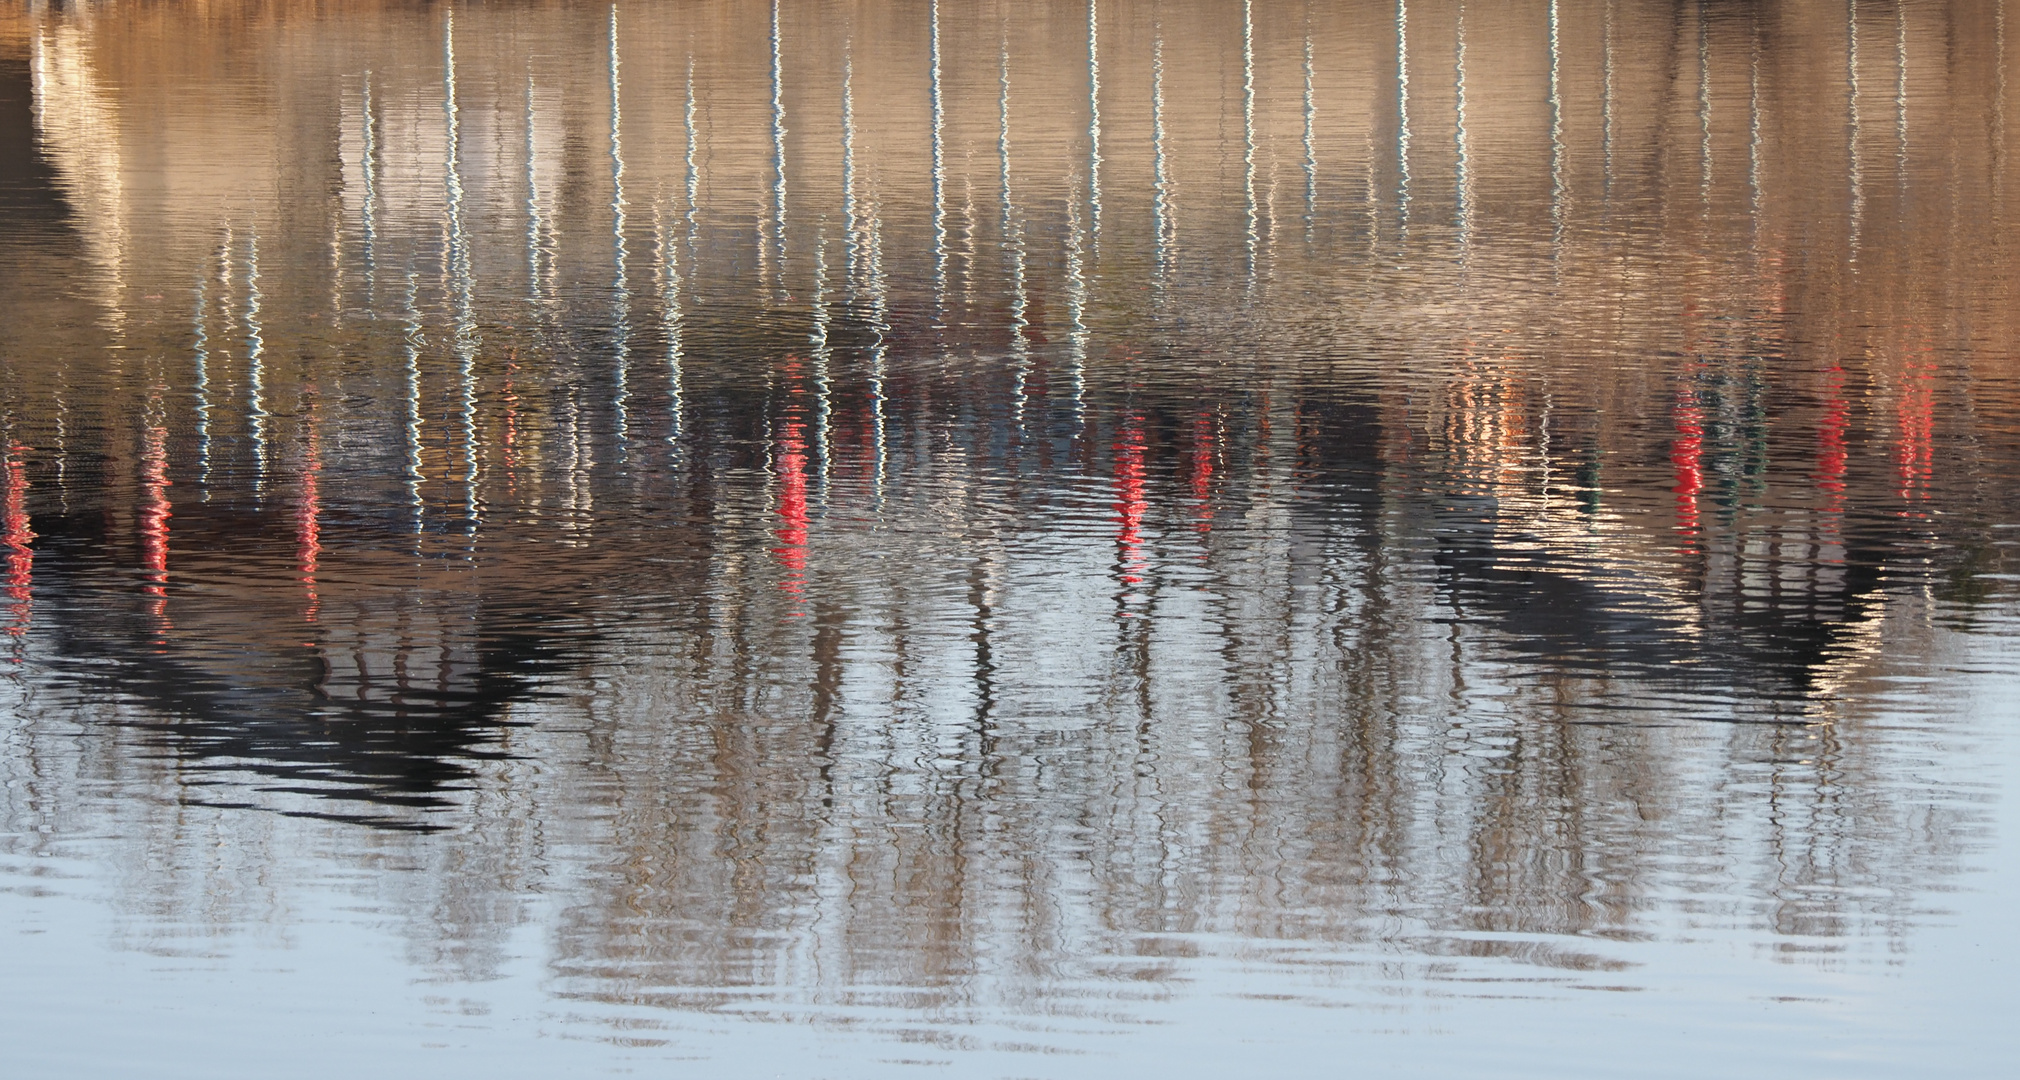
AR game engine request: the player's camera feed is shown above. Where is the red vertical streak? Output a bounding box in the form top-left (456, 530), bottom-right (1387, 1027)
top-left (1114, 418), bottom-right (1147, 594)
top-left (1672, 372), bottom-right (1704, 545)
top-left (1817, 363), bottom-right (1848, 506)
top-left (2, 445), bottom-right (31, 647)
top-left (139, 421), bottom-right (173, 634)
top-left (1189, 411), bottom-right (1215, 536)
top-left (773, 359), bottom-right (810, 615)
top-left (1895, 354), bottom-right (1934, 506)
top-left (297, 407), bottom-right (323, 623)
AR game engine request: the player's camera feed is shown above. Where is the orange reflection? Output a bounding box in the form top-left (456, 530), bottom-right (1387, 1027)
top-left (1189, 409), bottom-right (1215, 536)
top-left (297, 400), bottom-right (323, 623)
top-left (139, 417), bottom-right (172, 635)
top-left (1113, 417), bottom-right (1147, 596)
top-left (2, 444), bottom-right (31, 647)
top-left (1895, 347), bottom-right (1934, 508)
top-left (1672, 368), bottom-right (1704, 545)
top-left (773, 358), bottom-right (810, 615)
top-left (1817, 363), bottom-right (1848, 504)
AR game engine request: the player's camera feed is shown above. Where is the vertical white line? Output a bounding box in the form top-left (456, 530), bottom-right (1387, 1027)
top-left (1065, 183), bottom-right (1089, 431)
top-left (1549, 0), bottom-right (1565, 248)
top-left (1749, 15), bottom-right (1763, 221)
top-left (1699, 0), bottom-right (1713, 210)
top-left (1243, 0), bottom-right (1258, 280)
top-left (685, 57), bottom-right (700, 277)
top-left (1152, 20), bottom-right (1173, 278)
top-left (1088, 0), bottom-right (1103, 243)
top-left (1398, 0), bottom-right (1412, 226)
top-left (1000, 30), bottom-right (1030, 436)
top-left (526, 72), bottom-right (543, 301)
top-left (1454, 1), bottom-right (1471, 251)
top-left (1849, 0), bottom-right (1865, 258)
top-left (403, 271), bottom-right (425, 534)
top-left (610, 4), bottom-right (631, 455)
top-left (843, 49), bottom-right (860, 280)
top-left (193, 263), bottom-right (212, 494)
top-left (361, 71), bottom-right (379, 292)
top-left (770, 0), bottom-right (789, 285)
top-left (930, 0), bottom-right (948, 311)
top-left (1304, 14), bottom-right (1318, 239)
top-left (245, 228), bottom-right (267, 490)
top-left (659, 203), bottom-right (684, 453)
top-left (444, 7), bottom-right (478, 526)
top-left (1895, 0), bottom-right (1909, 187)
top-left (1602, 0), bottom-right (1616, 198)
top-left (810, 228), bottom-right (831, 494)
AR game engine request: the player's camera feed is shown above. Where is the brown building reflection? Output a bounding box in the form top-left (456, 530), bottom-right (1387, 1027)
top-left (0, 0), bottom-right (2010, 1028)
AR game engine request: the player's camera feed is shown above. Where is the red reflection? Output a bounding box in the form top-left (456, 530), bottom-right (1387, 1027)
top-left (297, 407), bottom-right (324, 623)
top-left (1114, 417), bottom-right (1147, 594)
top-left (3, 444), bottom-right (31, 647)
top-left (1189, 410), bottom-right (1215, 536)
top-left (773, 358), bottom-right (810, 615)
top-left (139, 419), bottom-right (173, 634)
top-left (1896, 352), bottom-right (1934, 507)
top-left (1817, 363), bottom-right (1848, 506)
top-left (1672, 369), bottom-right (1704, 544)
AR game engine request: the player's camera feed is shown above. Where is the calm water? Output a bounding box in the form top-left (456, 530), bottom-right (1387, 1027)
top-left (4, 0), bottom-right (2020, 1075)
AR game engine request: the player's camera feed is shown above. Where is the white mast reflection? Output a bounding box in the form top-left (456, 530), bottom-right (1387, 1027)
top-left (867, 182), bottom-right (889, 505)
top-left (1243, 0), bottom-right (1258, 280)
top-left (443, 7), bottom-right (478, 529)
top-left (810, 227), bottom-right (833, 495)
top-left (216, 222), bottom-right (235, 495)
top-left (193, 259), bottom-right (212, 496)
top-left (1698, 0), bottom-right (1713, 214)
top-left (1895, 0), bottom-right (1909, 193)
top-left (930, 0), bottom-right (948, 311)
top-left (658, 202), bottom-right (685, 455)
top-left (769, 0), bottom-right (789, 289)
top-left (1749, 13), bottom-right (1763, 222)
top-left (999, 30), bottom-right (1031, 434)
top-left (1454, 0), bottom-right (1472, 256)
top-left (1304, 29), bottom-right (1318, 241)
top-left (245, 227), bottom-right (267, 491)
top-left (1397, 0), bottom-right (1412, 227)
top-left (402, 270), bottom-right (425, 535)
top-left (843, 49), bottom-right (860, 284)
top-left (525, 73), bottom-right (547, 304)
top-left (1303, 11), bottom-right (1318, 240)
top-left (361, 71), bottom-right (379, 294)
top-left (610, 4), bottom-right (631, 455)
top-left (1848, 0), bottom-right (1864, 260)
top-left (685, 58), bottom-right (700, 274)
top-left (1151, 18), bottom-right (1173, 282)
top-left (1549, 0), bottom-right (1565, 254)
top-left (1603, 0), bottom-right (1615, 198)
top-left (1087, 0), bottom-right (1103, 245)
top-left (1065, 182), bottom-right (1090, 432)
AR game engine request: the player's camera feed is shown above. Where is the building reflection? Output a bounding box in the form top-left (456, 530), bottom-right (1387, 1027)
top-left (0, 0), bottom-right (2011, 1027)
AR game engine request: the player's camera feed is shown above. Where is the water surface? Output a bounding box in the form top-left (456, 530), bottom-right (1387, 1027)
top-left (3, 1), bottom-right (2019, 1076)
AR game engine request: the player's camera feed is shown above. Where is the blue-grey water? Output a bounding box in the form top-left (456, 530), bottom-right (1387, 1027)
top-left (3, 1), bottom-right (2019, 1076)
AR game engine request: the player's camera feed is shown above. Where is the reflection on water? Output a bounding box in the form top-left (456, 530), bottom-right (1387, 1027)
top-left (2, 0), bottom-right (2018, 1074)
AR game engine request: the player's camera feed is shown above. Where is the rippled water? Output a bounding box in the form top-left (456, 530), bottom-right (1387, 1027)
top-left (3, 1), bottom-right (2019, 1075)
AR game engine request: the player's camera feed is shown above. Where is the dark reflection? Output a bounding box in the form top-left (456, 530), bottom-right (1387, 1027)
top-left (19, 491), bottom-right (587, 830)
top-left (0, 54), bottom-right (69, 232)
top-left (0, 0), bottom-right (2015, 1060)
